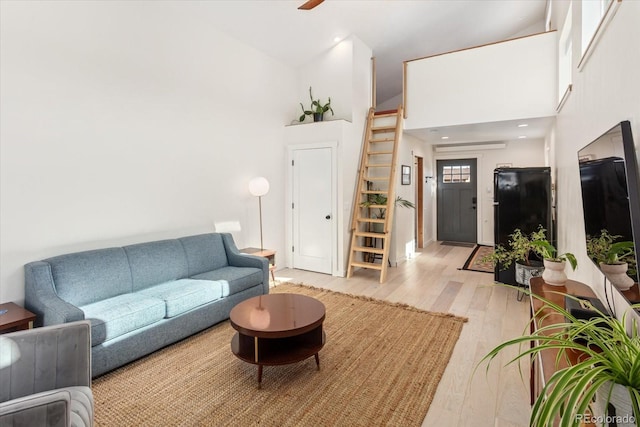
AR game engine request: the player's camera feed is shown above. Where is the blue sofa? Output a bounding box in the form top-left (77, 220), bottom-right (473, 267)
top-left (24, 233), bottom-right (269, 378)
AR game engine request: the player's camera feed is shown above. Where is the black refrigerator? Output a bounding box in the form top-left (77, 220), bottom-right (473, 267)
top-left (493, 167), bottom-right (553, 286)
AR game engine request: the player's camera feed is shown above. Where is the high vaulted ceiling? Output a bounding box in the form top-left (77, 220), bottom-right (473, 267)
top-left (205, 0), bottom-right (548, 105)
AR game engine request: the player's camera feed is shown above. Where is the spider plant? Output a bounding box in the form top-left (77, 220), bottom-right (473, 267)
top-left (478, 286), bottom-right (640, 426)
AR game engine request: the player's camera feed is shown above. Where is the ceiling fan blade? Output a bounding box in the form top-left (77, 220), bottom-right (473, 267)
top-left (298, 0), bottom-right (324, 10)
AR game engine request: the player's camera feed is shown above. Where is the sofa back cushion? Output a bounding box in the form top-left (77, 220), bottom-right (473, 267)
top-left (46, 248), bottom-right (133, 306)
top-left (179, 234), bottom-right (228, 276)
top-left (124, 239), bottom-right (189, 291)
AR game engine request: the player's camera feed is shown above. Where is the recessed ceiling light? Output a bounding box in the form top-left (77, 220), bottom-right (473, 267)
top-left (518, 135), bottom-right (527, 139)
top-left (441, 136), bottom-right (449, 140)
top-left (333, 36), bottom-right (341, 43)
top-left (518, 124), bottom-right (528, 128)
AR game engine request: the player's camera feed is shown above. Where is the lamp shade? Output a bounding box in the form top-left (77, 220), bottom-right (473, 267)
top-left (248, 177), bottom-right (270, 197)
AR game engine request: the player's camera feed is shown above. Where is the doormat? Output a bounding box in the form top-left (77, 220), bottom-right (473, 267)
top-left (440, 241), bottom-right (476, 248)
top-left (461, 245), bottom-right (494, 273)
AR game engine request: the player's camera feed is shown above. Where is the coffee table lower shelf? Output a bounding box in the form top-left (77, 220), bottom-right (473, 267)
top-left (231, 327), bottom-right (325, 387)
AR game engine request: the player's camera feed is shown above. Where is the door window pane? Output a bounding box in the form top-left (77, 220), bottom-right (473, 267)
top-left (442, 164), bottom-right (471, 183)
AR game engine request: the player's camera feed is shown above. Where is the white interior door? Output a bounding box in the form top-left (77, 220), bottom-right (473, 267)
top-left (292, 147), bottom-right (333, 274)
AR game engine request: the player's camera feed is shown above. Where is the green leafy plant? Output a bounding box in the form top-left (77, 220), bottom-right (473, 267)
top-left (482, 226), bottom-right (548, 270)
top-left (359, 193), bottom-right (415, 219)
top-left (587, 229), bottom-right (635, 265)
top-left (531, 240), bottom-right (578, 271)
top-left (478, 285), bottom-right (640, 427)
top-left (299, 86), bottom-right (334, 122)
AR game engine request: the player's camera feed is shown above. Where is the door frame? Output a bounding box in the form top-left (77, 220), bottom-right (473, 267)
top-left (286, 141), bottom-right (341, 276)
top-left (415, 156), bottom-right (424, 248)
top-left (432, 153), bottom-right (484, 244)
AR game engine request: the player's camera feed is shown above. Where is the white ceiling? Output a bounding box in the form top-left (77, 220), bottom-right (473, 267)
top-left (204, 0), bottom-right (550, 144)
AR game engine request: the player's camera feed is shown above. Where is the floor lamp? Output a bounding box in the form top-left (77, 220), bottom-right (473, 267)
top-left (248, 177), bottom-right (270, 251)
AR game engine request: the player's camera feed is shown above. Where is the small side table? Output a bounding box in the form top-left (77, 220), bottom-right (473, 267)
top-left (0, 302), bottom-right (36, 334)
top-left (240, 247), bottom-right (276, 284)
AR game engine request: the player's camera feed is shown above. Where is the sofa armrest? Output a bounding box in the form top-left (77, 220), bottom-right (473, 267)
top-left (0, 386), bottom-right (93, 427)
top-left (0, 321), bottom-right (92, 403)
top-left (221, 233), bottom-right (269, 293)
top-left (25, 261), bottom-right (85, 326)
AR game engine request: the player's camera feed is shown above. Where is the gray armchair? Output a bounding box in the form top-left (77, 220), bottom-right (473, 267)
top-left (0, 320), bottom-right (93, 427)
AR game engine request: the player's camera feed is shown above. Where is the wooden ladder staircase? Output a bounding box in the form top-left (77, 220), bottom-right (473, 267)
top-left (347, 105), bottom-right (403, 283)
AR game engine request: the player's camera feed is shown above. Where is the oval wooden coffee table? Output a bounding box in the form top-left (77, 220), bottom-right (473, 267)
top-left (229, 293), bottom-right (326, 387)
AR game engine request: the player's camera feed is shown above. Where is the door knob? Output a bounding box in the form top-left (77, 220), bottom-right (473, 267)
top-left (325, 214), bottom-right (331, 220)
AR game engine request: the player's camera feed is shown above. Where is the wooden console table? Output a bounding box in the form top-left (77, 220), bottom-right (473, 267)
top-left (529, 277), bottom-right (597, 426)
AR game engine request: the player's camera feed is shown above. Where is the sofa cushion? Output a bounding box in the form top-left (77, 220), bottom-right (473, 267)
top-left (136, 279), bottom-right (223, 318)
top-left (190, 266), bottom-right (263, 297)
top-left (124, 240), bottom-right (189, 291)
top-left (179, 234), bottom-right (228, 276)
top-left (80, 294), bottom-right (165, 346)
top-left (46, 248), bottom-right (133, 306)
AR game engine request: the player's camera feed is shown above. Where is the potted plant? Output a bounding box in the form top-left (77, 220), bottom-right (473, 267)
top-left (479, 287), bottom-right (640, 427)
top-left (482, 226), bottom-right (548, 286)
top-left (299, 86), bottom-right (334, 122)
top-left (359, 193), bottom-right (415, 232)
top-left (531, 240), bottom-right (578, 286)
top-left (587, 230), bottom-right (636, 290)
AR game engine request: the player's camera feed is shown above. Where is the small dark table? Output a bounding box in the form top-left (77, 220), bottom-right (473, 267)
top-left (229, 293), bottom-right (326, 387)
top-left (0, 302), bottom-right (36, 334)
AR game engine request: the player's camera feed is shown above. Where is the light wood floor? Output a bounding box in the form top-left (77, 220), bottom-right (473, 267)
top-left (276, 242), bottom-right (531, 427)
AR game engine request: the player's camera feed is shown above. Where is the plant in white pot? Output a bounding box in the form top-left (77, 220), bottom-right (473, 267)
top-left (587, 230), bottom-right (636, 290)
top-left (531, 240), bottom-right (578, 286)
top-left (479, 287), bottom-right (640, 427)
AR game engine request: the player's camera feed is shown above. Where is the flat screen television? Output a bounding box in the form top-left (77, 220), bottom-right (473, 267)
top-left (578, 120), bottom-right (640, 304)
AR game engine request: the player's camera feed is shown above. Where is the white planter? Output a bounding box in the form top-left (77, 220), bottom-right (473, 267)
top-left (600, 262), bottom-right (635, 291)
top-left (594, 381), bottom-right (636, 427)
top-left (541, 259), bottom-right (568, 286)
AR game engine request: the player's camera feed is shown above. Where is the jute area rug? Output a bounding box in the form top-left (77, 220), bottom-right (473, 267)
top-left (93, 283), bottom-right (467, 426)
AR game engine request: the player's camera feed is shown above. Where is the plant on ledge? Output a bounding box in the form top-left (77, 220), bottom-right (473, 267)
top-left (478, 286), bottom-right (640, 427)
top-left (299, 86), bottom-right (334, 122)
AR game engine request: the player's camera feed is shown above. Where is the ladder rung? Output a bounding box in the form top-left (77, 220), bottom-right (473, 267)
top-left (355, 231), bottom-right (388, 238)
top-left (371, 126), bottom-right (395, 133)
top-left (362, 190), bottom-right (388, 194)
top-left (353, 246), bottom-right (385, 254)
top-left (350, 261), bottom-right (383, 271)
top-left (373, 110), bottom-right (398, 117)
top-left (365, 163), bottom-right (392, 168)
top-left (364, 177), bottom-right (389, 181)
top-left (356, 218), bottom-right (385, 224)
top-left (368, 150), bottom-right (393, 155)
top-left (365, 204), bottom-right (387, 209)
top-left (370, 138), bottom-right (395, 143)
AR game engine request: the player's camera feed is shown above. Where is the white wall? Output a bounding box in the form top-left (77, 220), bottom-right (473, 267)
top-left (550, 0), bottom-right (640, 311)
top-left (404, 31), bottom-right (558, 130)
top-left (390, 132), bottom-right (433, 264)
top-left (287, 35), bottom-right (373, 275)
top-left (0, 2), bottom-right (297, 304)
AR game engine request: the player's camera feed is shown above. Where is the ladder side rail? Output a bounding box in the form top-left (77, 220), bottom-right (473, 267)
top-left (383, 104), bottom-right (404, 235)
top-left (350, 107), bottom-right (376, 232)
